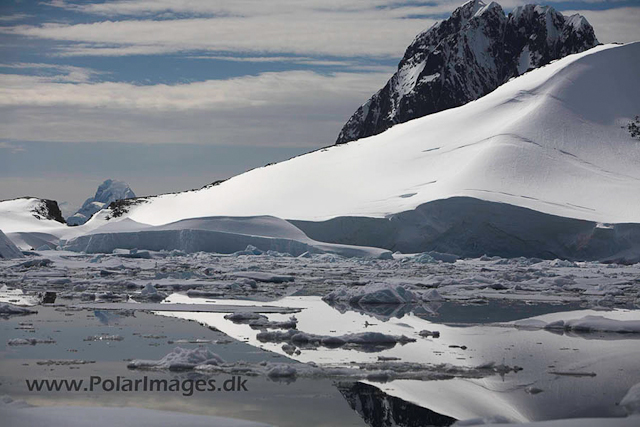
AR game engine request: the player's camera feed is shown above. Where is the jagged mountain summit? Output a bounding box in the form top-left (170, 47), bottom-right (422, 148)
top-left (67, 179), bottom-right (135, 226)
top-left (336, 0), bottom-right (598, 144)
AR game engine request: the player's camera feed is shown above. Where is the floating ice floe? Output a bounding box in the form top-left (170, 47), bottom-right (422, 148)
top-left (127, 346), bottom-right (225, 371)
top-left (422, 289), bottom-right (444, 302)
top-left (323, 282), bottom-right (420, 305)
top-left (256, 329), bottom-right (415, 351)
top-left (223, 313), bottom-right (298, 330)
top-left (230, 271), bottom-right (294, 283)
top-left (15, 259), bottom-right (53, 269)
top-left (186, 289), bottom-right (224, 298)
top-left (7, 338), bottom-right (55, 346)
top-left (134, 283), bottom-right (167, 302)
top-left (247, 316), bottom-right (298, 330)
top-left (0, 303), bottom-right (37, 317)
top-left (514, 315), bottom-right (640, 334)
top-left (83, 334), bottom-right (124, 342)
top-left (265, 363), bottom-right (297, 379)
top-left (0, 286), bottom-right (38, 306)
top-left (620, 382), bottom-right (640, 415)
top-left (224, 312), bottom-right (268, 323)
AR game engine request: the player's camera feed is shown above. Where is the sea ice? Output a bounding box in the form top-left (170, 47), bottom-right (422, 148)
top-left (620, 382), bottom-right (640, 415)
top-left (514, 315), bottom-right (640, 334)
top-left (323, 282), bottom-right (419, 305)
top-left (0, 303), bottom-right (37, 317)
top-left (127, 346), bottom-right (225, 371)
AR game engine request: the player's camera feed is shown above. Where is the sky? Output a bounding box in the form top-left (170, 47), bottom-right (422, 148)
top-left (0, 0), bottom-right (639, 213)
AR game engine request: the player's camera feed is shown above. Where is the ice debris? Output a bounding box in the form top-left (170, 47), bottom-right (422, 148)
top-left (0, 303), bottom-right (37, 317)
top-left (514, 315), bottom-right (640, 334)
top-left (128, 347), bottom-right (225, 371)
top-left (323, 282), bottom-right (419, 305)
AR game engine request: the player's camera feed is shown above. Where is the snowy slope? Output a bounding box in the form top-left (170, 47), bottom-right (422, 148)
top-left (0, 198), bottom-right (66, 234)
top-left (0, 196), bottom-right (144, 249)
top-left (103, 43), bottom-right (640, 226)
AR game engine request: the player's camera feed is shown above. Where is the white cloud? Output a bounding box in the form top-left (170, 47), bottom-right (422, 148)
top-left (44, 0), bottom-right (462, 18)
top-left (0, 69), bottom-right (391, 147)
top-left (0, 13), bottom-right (33, 22)
top-left (8, 1), bottom-right (467, 59)
top-left (188, 55), bottom-right (397, 73)
top-left (0, 70), bottom-right (387, 110)
top-left (0, 62), bottom-right (105, 82)
top-left (2, 0), bottom-right (636, 150)
top-left (9, 1), bottom-right (637, 59)
top-left (189, 55), bottom-right (319, 63)
top-left (41, 0), bottom-right (628, 18)
top-left (3, 13), bottom-right (436, 58)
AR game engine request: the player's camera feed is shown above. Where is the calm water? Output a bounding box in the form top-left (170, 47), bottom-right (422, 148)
top-left (1, 297), bottom-right (639, 426)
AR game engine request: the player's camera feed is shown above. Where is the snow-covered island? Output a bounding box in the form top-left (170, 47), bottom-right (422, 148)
top-left (0, 1), bottom-right (638, 426)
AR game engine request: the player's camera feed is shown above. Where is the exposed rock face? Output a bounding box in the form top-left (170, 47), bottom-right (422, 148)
top-left (67, 179), bottom-right (135, 226)
top-left (337, 381), bottom-right (456, 427)
top-left (32, 199), bottom-right (65, 224)
top-left (336, 0), bottom-right (598, 144)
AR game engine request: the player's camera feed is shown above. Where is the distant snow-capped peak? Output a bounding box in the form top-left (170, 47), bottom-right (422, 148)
top-left (67, 179), bottom-right (135, 226)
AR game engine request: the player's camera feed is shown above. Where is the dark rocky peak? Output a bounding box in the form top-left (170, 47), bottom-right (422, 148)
top-left (335, 0), bottom-right (598, 144)
top-left (504, 4), bottom-right (598, 71)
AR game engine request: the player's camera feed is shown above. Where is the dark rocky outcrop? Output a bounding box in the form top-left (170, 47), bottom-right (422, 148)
top-left (336, 0), bottom-right (598, 144)
top-left (337, 381), bottom-right (456, 427)
top-left (32, 199), bottom-right (65, 224)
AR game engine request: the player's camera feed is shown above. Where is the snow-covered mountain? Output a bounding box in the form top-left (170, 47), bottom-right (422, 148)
top-left (1, 42), bottom-right (638, 260)
top-left (95, 43), bottom-right (639, 225)
top-left (336, 0), bottom-right (598, 144)
top-left (76, 42), bottom-right (639, 260)
top-left (67, 179), bottom-right (135, 226)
